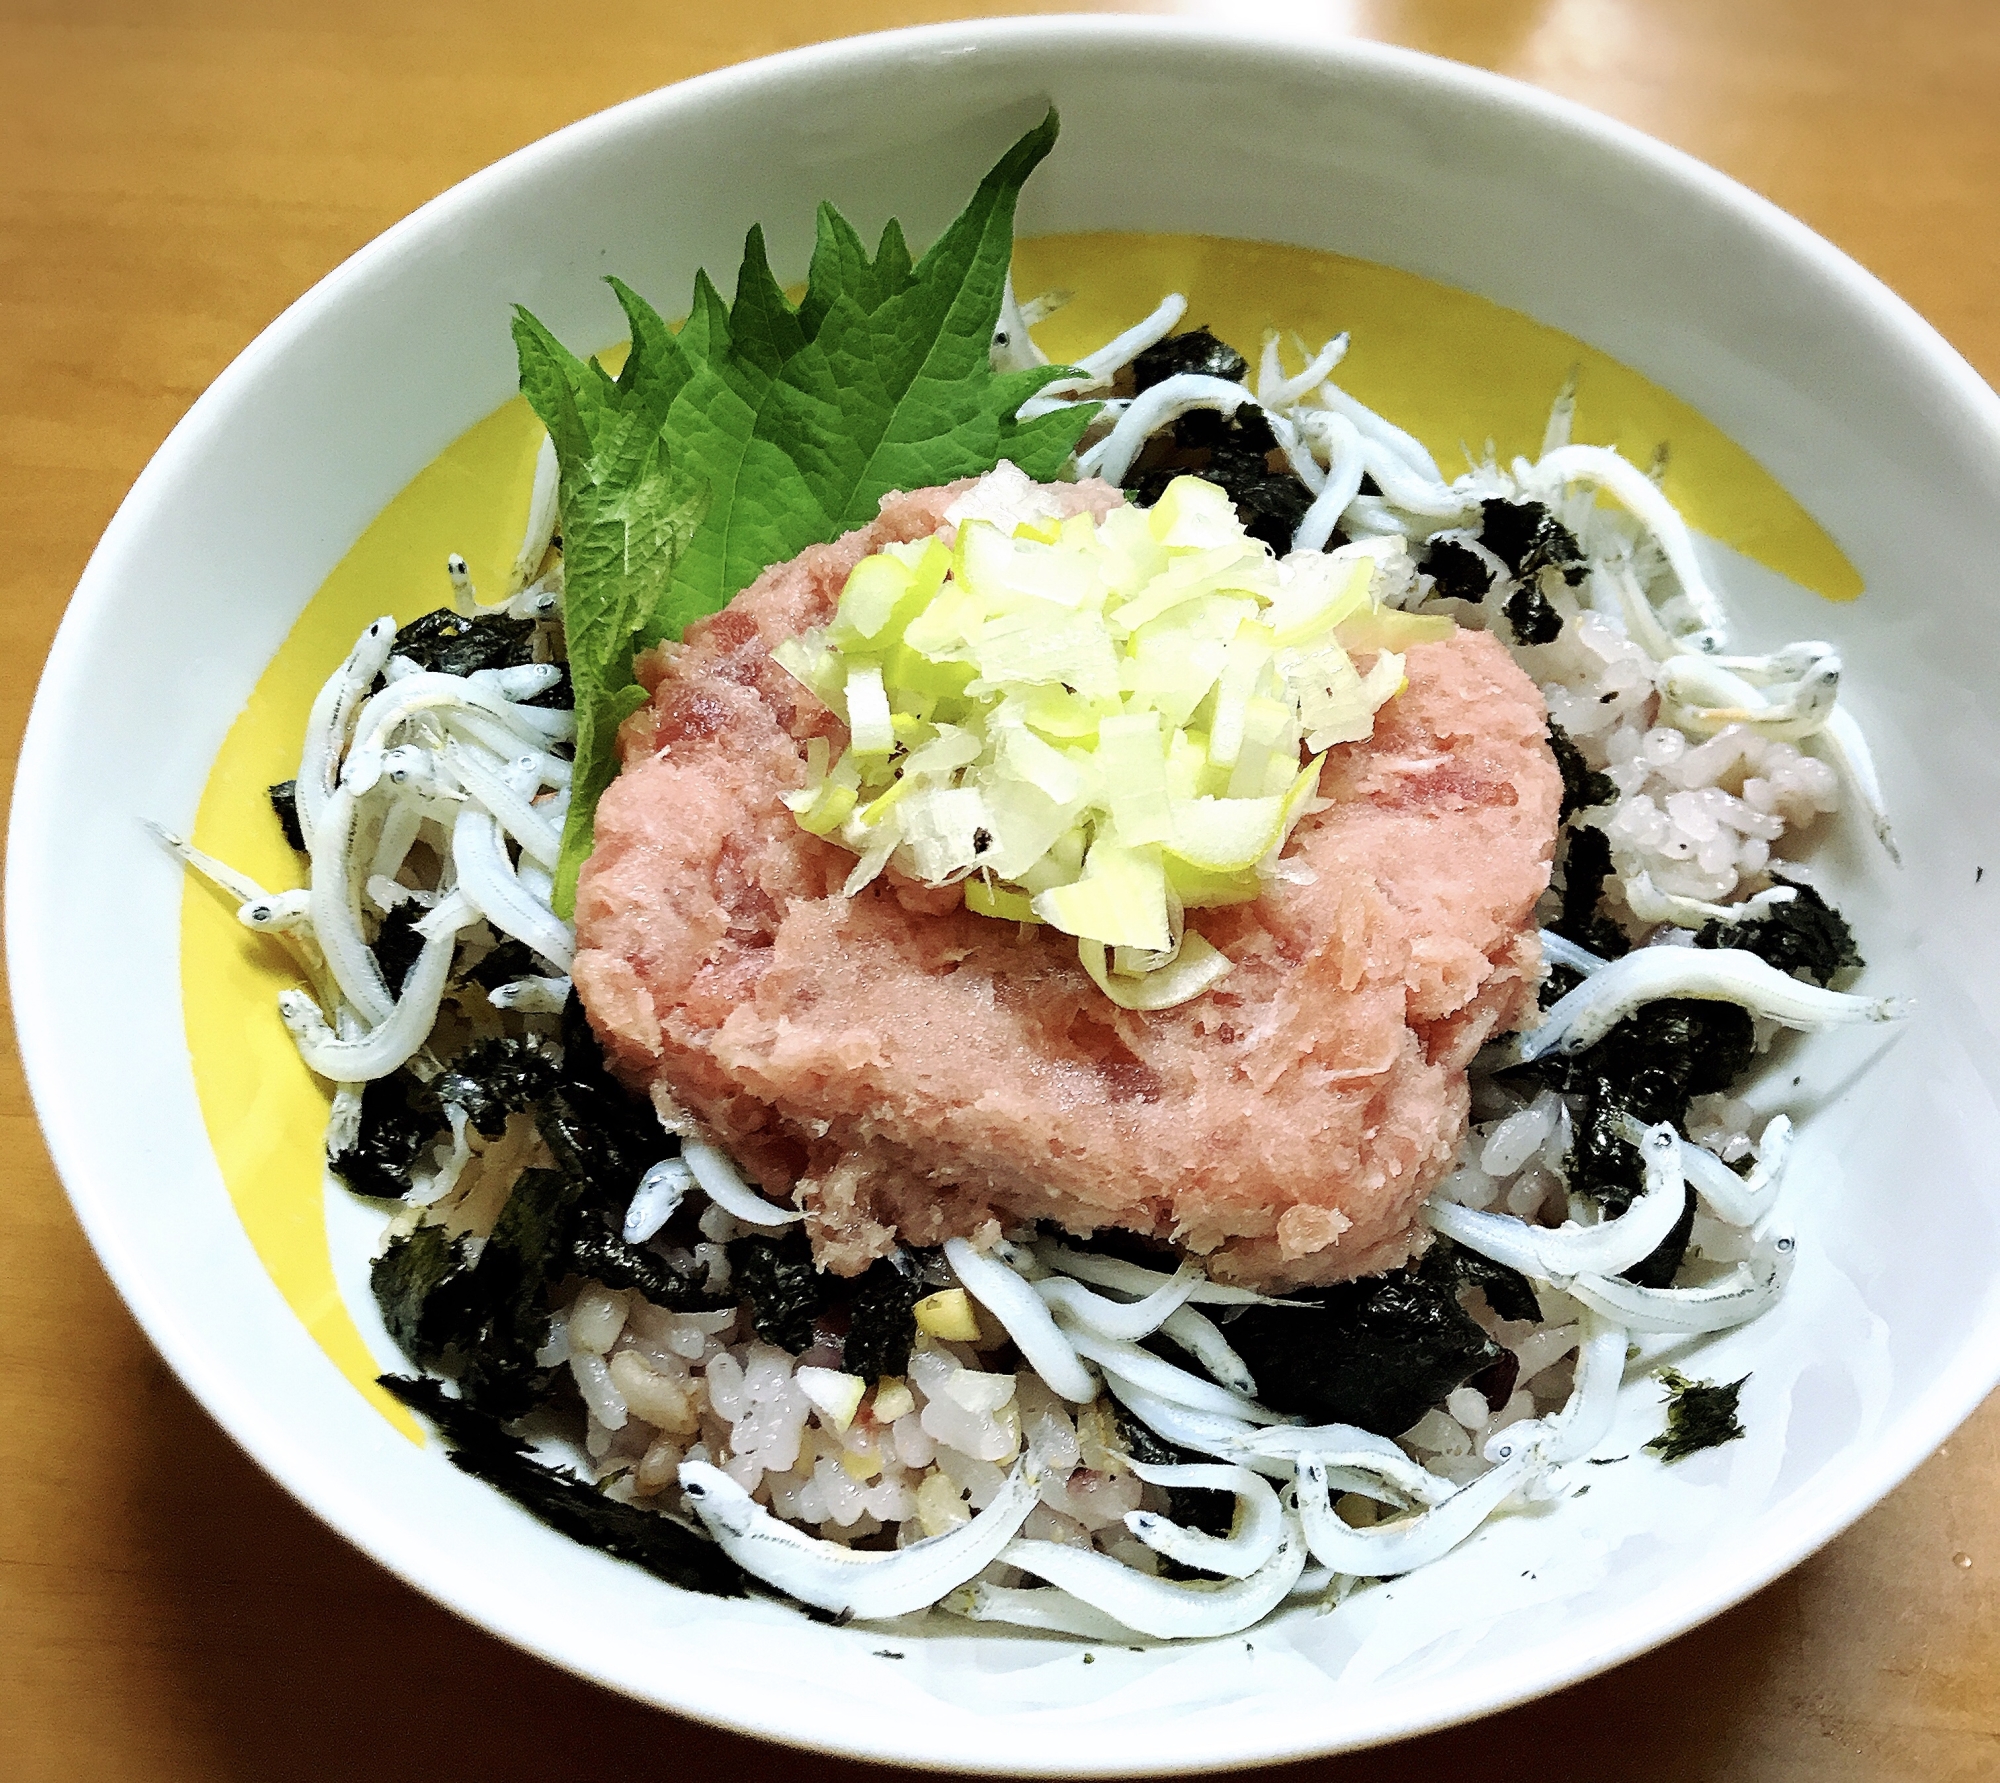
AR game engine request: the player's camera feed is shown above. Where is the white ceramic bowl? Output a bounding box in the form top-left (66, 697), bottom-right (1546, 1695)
top-left (13, 17), bottom-right (2000, 1772)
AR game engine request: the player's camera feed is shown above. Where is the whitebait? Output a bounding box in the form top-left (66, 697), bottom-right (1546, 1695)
top-left (1030, 1264), bottom-right (1203, 1342)
top-left (1512, 945), bottom-right (1904, 1063)
top-left (1001, 1516), bottom-right (1307, 1640)
top-left (945, 1237), bottom-right (1096, 1403)
top-left (1231, 1422), bottom-right (1459, 1509)
top-left (1156, 1303), bottom-right (1258, 1398)
top-left (680, 1139), bottom-right (803, 1229)
top-left (1566, 1233), bottom-right (1794, 1334)
top-left (678, 1456), bottom-right (1041, 1620)
top-left (1058, 1326), bottom-right (1285, 1424)
top-left (623, 1157), bottom-right (695, 1245)
top-left (278, 895), bottom-right (479, 1082)
top-left (1616, 1110), bottom-right (1792, 1228)
top-left (1122, 1460), bottom-right (1285, 1578)
top-left (1036, 1241), bottom-right (1293, 1308)
top-left (451, 805), bottom-right (576, 972)
top-left (297, 616), bottom-right (397, 850)
top-left (1531, 444), bottom-right (1728, 648)
top-left (1426, 1121), bottom-right (1686, 1278)
top-left (1291, 1440), bottom-right (1542, 1578)
top-left (508, 433), bottom-right (559, 594)
top-left (1538, 1308), bottom-right (1628, 1464)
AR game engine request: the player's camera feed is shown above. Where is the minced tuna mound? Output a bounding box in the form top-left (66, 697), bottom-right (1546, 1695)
top-left (573, 482), bottom-right (1562, 1291)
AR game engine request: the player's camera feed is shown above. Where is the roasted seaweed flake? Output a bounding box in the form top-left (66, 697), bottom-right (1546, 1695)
top-left (380, 1375), bottom-right (746, 1596)
top-left (1477, 498), bottom-right (1586, 585)
top-left (436, 1034), bottom-right (561, 1139)
top-left (1446, 1243), bottom-right (1543, 1326)
top-left (1621, 1183), bottom-right (1698, 1289)
top-left (1645, 1368), bottom-right (1748, 1463)
top-left (567, 1225), bottom-right (721, 1311)
top-left (1551, 824), bottom-right (1630, 960)
top-left (370, 1223), bottom-right (474, 1365)
top-left (394, 606), bottom-right (537, 677)
top-left (1504, 579), bottom-right (1565, 646)
top-left (1548, 720), bottom-right (1617, 821)
top-left (1125, 403), bottom-right (1316, 555)
top-left (1539, 999), bottom-right (1758, 1212)
top-left (1129, 326), bottom-right (1248, 392)
top-left (1694, 881), bottom-right (1862, 986)
top-left (1419, 537), bottom-right (1494, 604)
top-left (1223, 1250), bottom-right (1501, 1436)
top-left (331, 1070), bottom-right (445, 1199)
top-left (840, 1259), bottom-right (926, 1381)
top-left (268, 779), bottom-right (306, 852)
top-left (730, 1229), bottom-right (827, 1354)
top-left (463, 933), bottom-right (540, 992)
top-left (372, 903), bottom-right (427, 997)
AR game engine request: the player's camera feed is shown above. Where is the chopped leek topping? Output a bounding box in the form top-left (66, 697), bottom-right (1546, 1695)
top-left (774, 470), bottom-right (1419, 1004)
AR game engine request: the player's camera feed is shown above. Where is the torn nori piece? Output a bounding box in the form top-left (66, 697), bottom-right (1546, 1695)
top-left (1548, 719), bottom-right (1617, 821)
top-left (1644, 1368), bottom-right (1748, 1463)
top-left (567, 1225), bottom-right (722, 1312)
top-left (1540, 961), bottom-right (1585, 1011)
top-left (268, 779), bottom-right (306, 852)
top-left (1126, 404), bottom-right (1316, 556)
top-left (1477, 498), bottom-right (1587, 586)
top-left (331, 1071), bottom-right (446, 1199)
top-left (1467, 1348), bottom-right (1520, 1414)
top-left (1224, 1249), bottom-right (1501, 1436)
top-left (535, 991), bottom-right (669, 1223)
top-left (1694, 881), bottom-right (1862, 986)
top-left (372, 903), bottom-right (427, 998)
top-left (393, 606), bottom-right (537, 678)
top-left (464, 933), bottom-right (541, 992)
top-left (1622, 1184), bottom-right (1698, 1289)
top-left (436, 1034), bottom-right (561, 1140)
top-left (1419, 537), bottom-right (1494, 603)
top-left (1534, 998), bottom-right (1758, 1212)
top-left (1551, 824), bottom-right (1630, 960)
top-left (1446, 1242), bottom-right (1543, 1326)
top-left (840, 1260), bottom-right (926, 1381)
top-left (731, 1228), bottom-right (827, 1354)
top-left (1129, 326), bottom-right (1249, 393)
top-left (380, 1374), bottom-right (746, 1597)
top-left (1504, 579), bottom-right (1564, 646)
top-left (370, 1223), bottom-right (474, 1365)
top-left (517, 664), bottom-right (573, 710)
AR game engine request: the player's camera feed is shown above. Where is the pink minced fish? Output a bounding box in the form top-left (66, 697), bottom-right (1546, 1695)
top-left (572, 483), bottom-right (1560, 1290)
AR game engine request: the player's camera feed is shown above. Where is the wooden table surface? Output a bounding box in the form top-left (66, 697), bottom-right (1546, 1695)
top-left (5, 2), bottom-right (1999, 1778)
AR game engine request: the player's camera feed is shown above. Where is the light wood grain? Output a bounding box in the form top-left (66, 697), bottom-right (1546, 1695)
top-left (4, 3), bottom-right (1998, 1778)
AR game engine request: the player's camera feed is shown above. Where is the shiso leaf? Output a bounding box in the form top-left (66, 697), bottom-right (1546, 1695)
top-left (515, 113), bottom-right (1094, 912)
top-left (1645, 1367), bottom-right (1749, 1463)
top-left (512, 287), bottom-right (707, 916)
top-left (380, 1375), bottom-right (746, 1597)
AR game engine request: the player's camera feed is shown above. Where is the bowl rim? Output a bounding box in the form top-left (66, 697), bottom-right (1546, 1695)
top-left (13, 14), bottom-right (2000, 1771)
